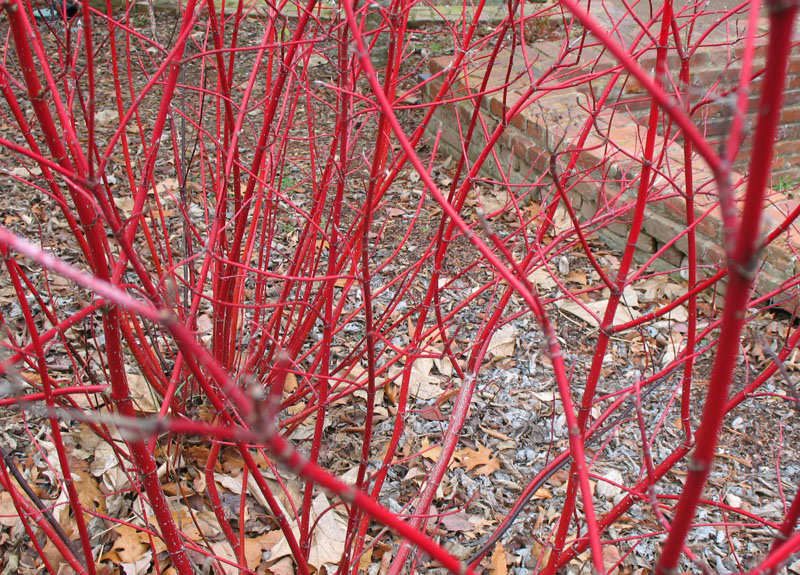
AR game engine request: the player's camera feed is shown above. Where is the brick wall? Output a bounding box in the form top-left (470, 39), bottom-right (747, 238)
top-left (424, 10), bottom-right (800, 305)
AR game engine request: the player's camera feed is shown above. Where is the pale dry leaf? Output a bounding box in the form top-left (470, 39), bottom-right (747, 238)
top-left (528, 267), bottom-right (557, 291)
top-left (120, 551), bottom-right (152, 575)
top-left (268, 557), bottom-right (294, 575)
top-left (487, 324), bottom-right (516, 359)
top-left (660, 329), bottom-right (685, 367)
top-left (619, 284), bottom-right (639, 308)
top-left (637, 276), bottom-right (685, 300)
top-left (433, 355), bottom-right (453, 377)
top-left (214, 472), bottom-right (246, 495)
top-left (154, 178), bottom-right (180, 198)
top-left (596, 468), bottom-right (624, 500)
top-left (126, 371), bottom-right (160, 413)
top-left (409, 357), bottom-right (441, 400)
top-left (116, 197), bottom-right (135, 218)
top-left (338, 467), bottom-right (360, 485)
top-left (209, 540), bottom-right (238, 575)
top-left (90, 442), bottom-right (118, 477)
top-left (0, 492), bottom-right (19, 527)
top-left (480, 187), bottom-right (509, 214)
top-left (197, 313), bottom-right (213, 344)
top-left (269, 493), bottom-right (347, 569)
top-left (441, 512), bottom-right (474, 533)
top-left (552, 205), bottom-right (571, 233)
top-left (557, 255), bottom-right (570, 276)
top-left (667, 304), bottom-right (689, 323)
top-left (96, 109), bottom-right (119, 126)
top-left (555, 297), bottom-right (638, 328)
top-left (10, 165), bottom-right (42, 178)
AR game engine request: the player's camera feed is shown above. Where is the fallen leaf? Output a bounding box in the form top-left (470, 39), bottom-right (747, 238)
top-left (154, 178), bottom-right (180, 197)
top-left (441, 512), bottom-right (474, 532)
top-left (209, 540), bottom-right (237, 575)
top-left (409, 357), bottom-right (441, 400)
top-left (267, 557), bottom-right (294, 575)
top-left (555, 296), bottom-right (638, 327)
top-left (121, 552), bottom-right (152, 575)
top-left (596, 469), bottom-right (624, 500)
top-left (660, 329), bottom-right (685, 367)
top-left (74, 470), bottom-right (107, 514)
top-left (126, 371), bottom-right (161, 413)
top-left (419, 437), bottom-right (443, 463)
top-left (480, 187), bottom-right (509, 214)
top-left (487, 324), bottom-right (516, 359)
top-left (528, 267), bottom-right (557, 291)
top-left (104, 525), bottom-right (149, 564)
top-left (433, 354), bottom-right (453, 377)
top-left (603, 545), bottom-right (622, 575)
top-left (490, 542), bottom-right (508, 575)
top-left (552, 205), bottom-right (572, 233)
top-left (457, 444), bottom-right (501, 476)
top-left (96, 109), bottom-right (119, 126)
top-left (0, 492), bottom-right (20, 527)
top-left (566, 270), bottom-right (588, 285)
top-left (269, 493), bottom-right (347, 569)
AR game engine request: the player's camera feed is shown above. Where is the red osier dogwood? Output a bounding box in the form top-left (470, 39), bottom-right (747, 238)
top-left (0, 0), bottom-right (798, 574)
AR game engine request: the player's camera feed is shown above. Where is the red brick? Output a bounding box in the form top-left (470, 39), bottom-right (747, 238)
top-left (780, 106), bottom-right (800, 123)
top-left (489, 96), bottom-right (506, 119)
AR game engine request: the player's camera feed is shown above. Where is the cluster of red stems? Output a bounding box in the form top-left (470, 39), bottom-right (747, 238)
top-left (0, 0), bottom-right (799, 573)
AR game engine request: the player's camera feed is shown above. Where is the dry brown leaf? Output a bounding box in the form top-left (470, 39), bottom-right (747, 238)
top-left (457, 444), bottom-right (501, 476)
top-left (419, 437), bottom-right (443, 463)
top-left (602, 544), bottom-right (622, 575)
top-left (490, 541), bottom-right (508, 575)
top-left (104, 525), bottom-right (149, 564)
top-left (74, 470), bottom-right (107, 515)
top-left (480, 426), bottom-right (513, 442)
top-left (566, 270), bottom-right (588, 285)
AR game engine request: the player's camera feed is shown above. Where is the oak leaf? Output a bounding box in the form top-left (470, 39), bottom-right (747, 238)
top-left (457, 444), bottom-right (501, 476)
